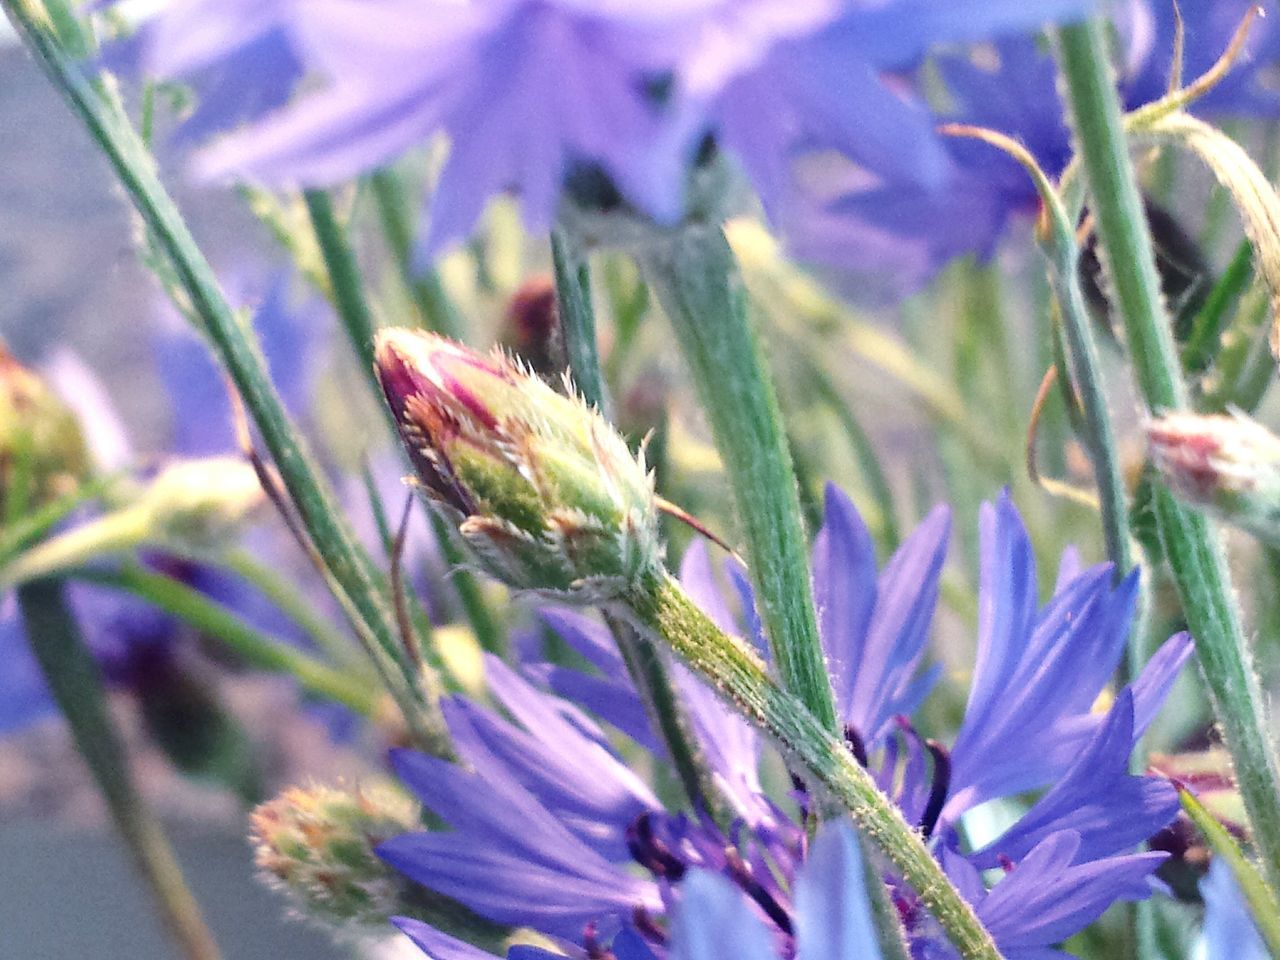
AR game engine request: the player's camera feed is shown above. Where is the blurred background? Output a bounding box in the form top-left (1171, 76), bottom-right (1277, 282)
top-left (0, 37), bottom-right (357, 960)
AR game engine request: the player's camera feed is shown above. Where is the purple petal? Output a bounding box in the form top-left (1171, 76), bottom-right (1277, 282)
top-left (795, 821), bottom-right (882, 960)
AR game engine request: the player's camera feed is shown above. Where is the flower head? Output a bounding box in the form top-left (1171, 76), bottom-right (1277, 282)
top-left (375, 329), bottom-right (661, 603)
top-left (252, 780), bottom-right (421, 928)
top-left (379, 487), bottom-right (1189, 960)
top-left (121, 0), bottom-right (1091, 260)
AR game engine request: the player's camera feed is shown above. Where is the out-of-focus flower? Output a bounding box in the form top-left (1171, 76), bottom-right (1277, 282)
top-left (150, 271), bottom-right (326, 457)
top-left (375, 329), bottom-right (661, 603)
top-left (379, 487), bottom-right (1190, 959)
top-left (1197, 859), bottom-right (1270, 960)
top-left (786, 0), bottom-right (1280, 301)
top-left (115, 0), bottom-right (1091, 260)
top-left (98, 0), bottom-right (304, 142)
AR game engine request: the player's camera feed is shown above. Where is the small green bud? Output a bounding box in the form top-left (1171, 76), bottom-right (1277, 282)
top-left (375, 330), bottom-right (662, 603)
top-left (1147, 412), bottom-right (1280, 546)
top-left (250, 781), bottom-right (420, 929)
top-left (0, 346), bottom-right (89, 516)
top-left (139, 456), bottom-right (266, 550)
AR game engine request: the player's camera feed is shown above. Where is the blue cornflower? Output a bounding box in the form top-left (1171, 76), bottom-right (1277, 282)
top-left (786, 0), bottom-right (1280, 300)
top-left (380, 486), bottom-right (1190, 960)
top-left (1198, 859), bottom-right (1269, 960)
top-left (98, 0), bottom-right (304, 142)
top-left (118, 0), bottom-right (1091, 260)
top-left (391, 820), bottom-right (882, 960)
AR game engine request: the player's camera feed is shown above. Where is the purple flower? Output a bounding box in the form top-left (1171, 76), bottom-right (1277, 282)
top-left (391, 821), bottom-right (880, 960)
top-left (377, 658), bottom-right (663, 936)
top-left (381, 485), bottom-right (1188, 959)
top-left (121, 0), bottom-right (1092, 261)
top-left (99, 0), bottom-right (303, 141)
top-left (786, 0), bottom-right (1280, 300)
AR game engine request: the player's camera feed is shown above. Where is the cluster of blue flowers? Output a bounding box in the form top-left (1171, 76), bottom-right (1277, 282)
top-left (374, 488), bottom-right (1192, 960)
top-left (5, 0), bottom-right (1277, 956)
top-left (108, 0), bottom-right (1107, 263)
top-left (110, 0), bottom-right (1278, 292)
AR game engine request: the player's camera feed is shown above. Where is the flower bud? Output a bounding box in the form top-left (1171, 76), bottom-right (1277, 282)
top-left (0, 346), bottom-right (89, 515)
top-left (1147, 412), bottom-right (1280, 545)
top-left (140, 456), bottom-right (267, 550)
top-left (497, 275), bottom-right (566, 381)
top-left (375, 330), bottom-right (661, 603)
top-left (251, 781), bottom-right (420, 929)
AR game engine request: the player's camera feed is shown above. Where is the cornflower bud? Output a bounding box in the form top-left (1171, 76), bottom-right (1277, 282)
top-left (251, 781), bottom-right (420, 929)
top-left (375, 330), bottom-right (662, 603)
top-left (497, 275), bottom-right (565, 381)
top-left (0, 346), bottom-right (89, 515)
top-left (1147, 412), bottom-right (1280, 545)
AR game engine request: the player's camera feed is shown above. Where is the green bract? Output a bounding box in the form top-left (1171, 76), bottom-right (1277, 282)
top-left (0, 346), bottom-right (89, 517)
top-left (375, 329), bottom-right (661, 603)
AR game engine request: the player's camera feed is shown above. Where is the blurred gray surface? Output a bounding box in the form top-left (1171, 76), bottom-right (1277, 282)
top-left (0, 820), bottom-right (346, 959)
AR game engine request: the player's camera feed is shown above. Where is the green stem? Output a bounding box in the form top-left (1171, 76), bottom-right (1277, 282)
top-left (1179, 786), bottom-right (1280, 955)
top-left (0, 505), bottom-right (149, 588)
top-left (621, 574), bottom-right (999, 960)
top-left (551, 230), bottom-right (606, 409)
top-left (304, 189), bottom-right (380, 379)
top-left (370, 170), bottom-right (460, 337)
top-left (16, 579), bottom-right (223, 960)
top-left (638, 226), bottom-right (837, 734)
top-left (551, 228), bottom-right (727, 823)
top-left (1054, 19), bottom-right (1280, 892)
top-left (65, 564), bottom-right (378, 715)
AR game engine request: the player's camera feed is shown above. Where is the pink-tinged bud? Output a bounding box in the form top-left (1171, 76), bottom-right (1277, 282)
top-left (498, 276), bottom-right (565, 380)
top-left (1148, 412), bottom-right (1280, 545)
top-left (0, 346), bottom-right (89, 516)
top-left (375, 330), bottom-right (661, 603)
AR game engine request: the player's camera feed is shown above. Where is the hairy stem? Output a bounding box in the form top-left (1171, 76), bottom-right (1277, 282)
top-left (621, 573), bottom-right (1000, 960)
top-left (552, 228), bottom-right (728, 823)
top-left (1054, 19), bottom-right (1280, 893)
top-left (638, 226), bottom-right (837, 733)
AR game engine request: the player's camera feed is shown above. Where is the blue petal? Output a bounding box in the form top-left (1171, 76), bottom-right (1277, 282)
top-left (795, 821), bottom-right (883, 960)
top-left (391, 918), bottom-right (496, 959)
top-left (1199, 859), bottom-right (1269, 960)
top-left (842, 0), bottom-right (1095, 68)
top-left (670, 870), bottom-right (778, 960)
top-left (537, 665), bottom-right (663, 755)
top-left (969, 689), bottom-right (1179, 867)
top-left (978, 831), bottom-right (1167, 951)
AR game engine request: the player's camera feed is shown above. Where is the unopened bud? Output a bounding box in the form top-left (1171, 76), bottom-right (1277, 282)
top-left (251, 781), bottom-right (420, 929)
top-left (0, 346), bottom-right (89, 515)
top-left (375, 330), bottom-right (661, 603)
top-left (497, 276), bottom-right (565, 380)
top-left (141, 456), bottom-right (266, 550)
top-left (1147, 412), bottom-right (1280, 545)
